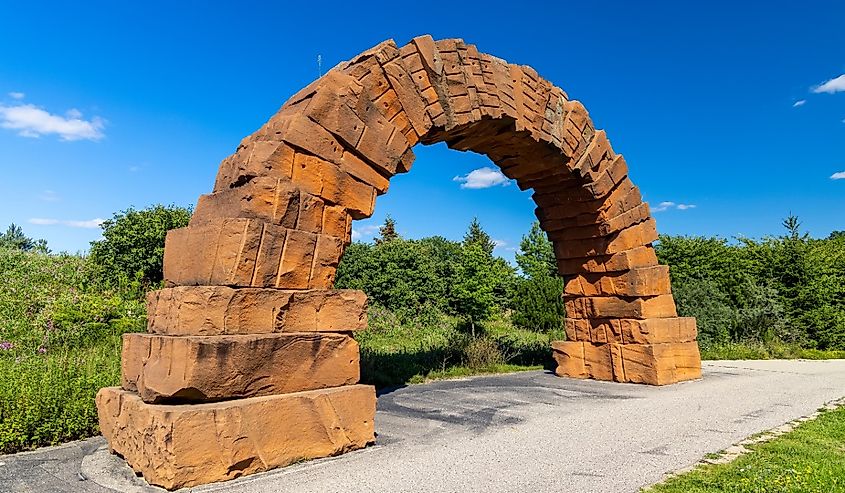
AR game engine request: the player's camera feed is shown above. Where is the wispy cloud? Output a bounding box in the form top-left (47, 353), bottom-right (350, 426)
top-left (831, 171), bottom-right (845, 180)
top-left (813, 74), bottom-right (845, 94)
top-left (0, 102), bottom-right (105, 141)
top-left (652, 201), bottom-right (696, 212)
top-left (37, 190), bottom-right (60, 202)
top-left (492, 239), bottom-right (507, 249)
top-left (793, 99), bottom-right (806, 107)
top-left (29, 217), bottom-right (104, 228)
top-left (351, 224), bottom-right (380, 241)
top-left (8, 92), bottom-right (25, 100)
top-left (453, 167), bottom-right (511, 189)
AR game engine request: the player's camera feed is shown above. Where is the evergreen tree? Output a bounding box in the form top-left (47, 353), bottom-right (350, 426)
top-left (0, 224), bottom-right (49, 253)
top-left (515, 221), bottom-right (556, 279)
top-left (463, 217), bottom-right (496, 255)
top-left (375, 215), bottom-right (399, 245)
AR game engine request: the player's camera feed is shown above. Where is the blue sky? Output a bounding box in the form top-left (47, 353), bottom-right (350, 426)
top-left (1, 1), bottom-right (843, 260)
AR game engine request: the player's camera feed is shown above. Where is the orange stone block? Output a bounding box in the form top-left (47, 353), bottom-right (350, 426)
top-left (147, 287), bottom-right (367, 336)
top-left (96, 385), bottom-right (376, 490)
top-left (564, 265), bottom-right (672, 297)
top-left (564, 294), bottom-right (678, 319)
top-left (121, 332), bottom-right (360, 403)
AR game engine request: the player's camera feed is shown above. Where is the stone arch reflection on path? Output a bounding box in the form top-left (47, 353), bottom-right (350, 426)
top-left (96, 36), bottom-right (701, 490)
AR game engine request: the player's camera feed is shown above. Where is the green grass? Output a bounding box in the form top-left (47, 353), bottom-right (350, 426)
top-left (701, 341), bottom-right (845, 361)
top-left (646, 404), bottom-right (845, 492)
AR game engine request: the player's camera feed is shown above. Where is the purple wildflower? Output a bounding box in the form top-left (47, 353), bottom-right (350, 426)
top-left (0, 341), bottom-right (14, 351)
top-left (37, 346), bottom-right (47, 355)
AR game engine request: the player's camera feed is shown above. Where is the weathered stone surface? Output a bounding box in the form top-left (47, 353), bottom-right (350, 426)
top-left (163, 218), bottom-right (343, 289)
top-left (147, 286), bottom-right (367, 335)
top-left (147, 287), bottom-right (367, 335)
top-left (192, 177), bottom-right (352, 242)
top-left (552, 340), bottom-right (700, 385)
top-left (96, 385), bottom-right (375, 490)
top-left (564, 265), bottom-right (672, 297)
top-left (121, 332), bottom-right (359, 403)
top-left (617, 342), bottom-right (702, 385)
top-left (564, 317), bottom-right (697, 345)
top-left (565, 294), bottom-right (678, 319)
top-left (552, 218), bottom-right (658, 259)
top-left (557, 246), bottom-right (660, 275)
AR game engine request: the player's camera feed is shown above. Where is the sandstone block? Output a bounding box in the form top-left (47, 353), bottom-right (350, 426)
top-left (564, 317), bottom-right (697, 344)
top-left (557, 246), bottom-right (659, 275)
top-left (121, 332), bottom-right (360, 403)
top-left (96, 385), bottom-right (375, 490)
top-left (564, 265), bottom-right (671, 297)
top-left (147, 287), bottom-right (367, 336)
top-left (192, 177), bottom-right (351, 243)
top-left (617, 342), bottom-right (702, 385)
top-left (553, 341), bottom-right (701, 385)
top-left (552, 218), bottom-right (658, 259)
top-left (163, 218), bottom-right (344, 289)
top-left (564, 294), bottom-right (678, 319)
top-left (551, 341), bottom-right (613, 381)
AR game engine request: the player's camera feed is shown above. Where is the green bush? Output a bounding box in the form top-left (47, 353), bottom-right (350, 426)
top-left (88, 204), bottom-right (191, 287)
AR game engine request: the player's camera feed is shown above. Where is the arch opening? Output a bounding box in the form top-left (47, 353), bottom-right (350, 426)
top-left (96, 36), bottom-right (701, 490)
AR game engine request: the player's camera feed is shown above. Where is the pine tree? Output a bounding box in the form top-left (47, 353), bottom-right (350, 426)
top-left (0, 224), bottom-right (49, 253)
top-left (463, 217), bottom-right (496, 256)
top-left (375, 215), bottom-right (399, 245)
top-left (515, 221), bottom-right (557, 279)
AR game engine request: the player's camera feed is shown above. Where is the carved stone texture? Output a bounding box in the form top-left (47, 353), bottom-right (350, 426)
top-left (146, 287), bottom-right (367, 336)
top-left (121, 332), bottom-right (360, 403)
top-left (96, 385), bottom-right (376, 490)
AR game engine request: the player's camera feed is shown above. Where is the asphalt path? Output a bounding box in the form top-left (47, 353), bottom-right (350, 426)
top-left (3, 359), bottom-right (845, 493)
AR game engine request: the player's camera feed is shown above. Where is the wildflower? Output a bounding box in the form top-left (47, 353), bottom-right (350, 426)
top-left (37, 346), bottom-right (47, 355)
top-left (0, 341), bottom-right (14, 351)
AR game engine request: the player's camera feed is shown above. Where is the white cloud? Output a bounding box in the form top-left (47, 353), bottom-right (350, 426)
top-left (351, 224), bottom-right (380, 241)
top-left (492, 239), bottom-right (507, 249)
top-left (831, 171), bottom-right (845, 180)
top-left (0, 103), bottom-right (104, 141)
top-left (793, 99), bottom-right (806, 107)
top-left (813, 74), bottom-right (845, 94)
top-left (28, 217), bottom-right (104, 228)
top-left (652, 201), bottom-right (696, 212)
top-left (8, 92), bottom-right (24, 100)
top-left (38, 190), bottom-right (60, 202)
top-left (651, 201), bottom-right (675, 212)
top-left (453, 167), bottom-right (511, 189)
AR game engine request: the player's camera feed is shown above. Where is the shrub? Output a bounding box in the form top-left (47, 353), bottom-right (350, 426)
top-left (88, 204), bottom-right (191, 287)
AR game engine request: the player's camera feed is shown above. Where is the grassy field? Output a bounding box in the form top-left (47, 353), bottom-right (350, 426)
top-left (646, 404), bottom-right (845, 492)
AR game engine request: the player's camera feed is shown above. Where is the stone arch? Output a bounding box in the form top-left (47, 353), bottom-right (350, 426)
top-left (96, 37), bottom-right (701, 489)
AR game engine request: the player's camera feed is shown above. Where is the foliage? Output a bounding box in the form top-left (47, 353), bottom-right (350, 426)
top-left (656, 216), bottom-right (845, 351)
top-left (0, 248), bottom-right (143, 453)
top-left (647, 404), bottom-right (845, 492)
top-left (515, 221), bottom-right (557, 279)
top-left (511, 221), bottom-right (565, 332)
top-left (0, 224), bottom-right (49, 253)
top-left (88, 204), bottom-right (191, 287)
top-left (375, 215), bottom-right (399, 245)
top-left (463, 217), bottom-right (497, 256)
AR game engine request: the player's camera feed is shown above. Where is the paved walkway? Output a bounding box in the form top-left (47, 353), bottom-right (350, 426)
top-left (2, 360), bottom-right (845, 492)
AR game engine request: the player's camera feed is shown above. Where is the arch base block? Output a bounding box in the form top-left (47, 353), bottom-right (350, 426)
top-left (552, 340), bottom-right (702, 386)
top-left (95, 385), bottom-right (376, 490)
